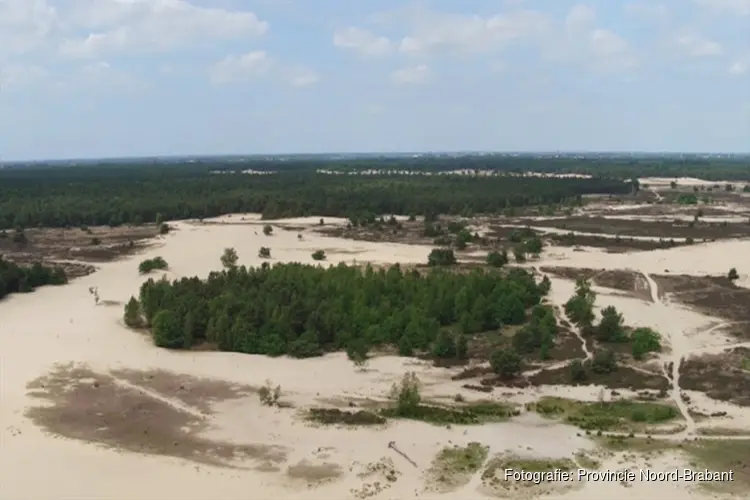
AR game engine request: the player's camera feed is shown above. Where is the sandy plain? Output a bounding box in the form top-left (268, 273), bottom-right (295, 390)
top-left (2, 179), bottom-right (750, 500)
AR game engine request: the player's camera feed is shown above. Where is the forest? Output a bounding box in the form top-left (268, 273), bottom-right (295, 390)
top-left (0, 257), bottom-right (67, 300)
top-left (125, 262), bottom-right (550, 362)
top-left (0, 159), bottom-right (634, 229)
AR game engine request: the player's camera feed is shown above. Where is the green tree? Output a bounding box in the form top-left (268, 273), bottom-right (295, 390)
top-left (221, 247), bottom-right (239, 268)
top-left (728, 268), bottom-right (739, 280)
top-left (631, 327), bottom-right (661, 360)
top-left (490, 348), bottom-right (522, 378)
top-left (151, 310), bottom-right (185, 349)
top-left (123, 296), bottom-right (142, 328)
top-left (432, 330), bottom-right (457, 359)
top-left (597, 306), bottom-right (626, 342)
top-left (486, 250), bottom-right (508, 267)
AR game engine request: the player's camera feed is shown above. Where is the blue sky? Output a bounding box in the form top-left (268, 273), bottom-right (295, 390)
top-left (0, 0), bottom-right (748, 160)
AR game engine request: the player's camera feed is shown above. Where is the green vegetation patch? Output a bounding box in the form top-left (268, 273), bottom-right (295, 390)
top-left (138, 256), bottom-right (168, 274)
top-left (429, 442), bottom-right (489, 491)
top-left (306, 408), bottom-right (386, 426)
top-left (596, 435), bottom-right (750, 493)
top-left (527, 397), bottom-right (680, 431)
top-left (381, 400), bottom-right (518, 426)
top-left (0, 257), bottom-right (67, 300)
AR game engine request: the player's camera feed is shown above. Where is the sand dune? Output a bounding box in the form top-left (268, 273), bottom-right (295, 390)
top-left (2, 216), bottom-right (748, 499)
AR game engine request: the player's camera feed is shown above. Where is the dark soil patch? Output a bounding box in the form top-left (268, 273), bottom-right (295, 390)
top-left (547, 233), bottom-right (688, 252)
top-left (26, 364), bottom-right (288, 468)
top-left (527, 364), bottom-right (669, 391)
top-left (522, 216), bottom-right (750, 240)
top-left (680, 348), bottom-right (750, 406)
top-left (286, 460), bottom-right (343, 483)
top-left (0, 225), bottom-right (160, 278)
top-left (651, 274), bottom-right (750, 327)
top-left (108, 368), bottom-right (257, 414)
top-left (541, 266), bottom-right (652, 301)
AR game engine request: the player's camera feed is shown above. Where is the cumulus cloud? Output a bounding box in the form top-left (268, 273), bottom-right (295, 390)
top-left (290, 71), bottom-right (320, 87)
top-left (333, 27), bottom-right (392, 56)
top-left (675, 35), bottom-right (723, 57)
top-left (210, 51), bottom-right (272, 84)
top-left (390, 64), bottom-right (430, 85)
top-left (624, 2), bottom-right (669, 21)
top-left (396, 9), bottom-right (551, 55)
top-left (693, 0), bottom-right (750, 15)
top-left (729, 61), bottom-right (748, 74)
top-left (59, 0), bottom-right (268, 58)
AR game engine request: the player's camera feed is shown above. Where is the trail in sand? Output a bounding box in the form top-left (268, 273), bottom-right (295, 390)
top-left (642, 272), bottom-right (697, 435)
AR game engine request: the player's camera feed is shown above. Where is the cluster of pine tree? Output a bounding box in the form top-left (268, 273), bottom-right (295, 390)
top-left (125, 262), bottom-right (550, 358)
top-left (0, 257), bottom-right (67, 299)
top-left (0, 164), bottom-right (631, 229)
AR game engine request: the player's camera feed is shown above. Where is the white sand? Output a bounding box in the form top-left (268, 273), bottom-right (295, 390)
top-left (1, 216), bottom-right (748, 499)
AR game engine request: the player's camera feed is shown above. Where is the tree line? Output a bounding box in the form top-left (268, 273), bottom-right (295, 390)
top-left (0, 257), bottom-right (67, 300)
top-left (0, 162), bottom-right (632, 229)
top-left (124, 260), bottom-right (550, 360)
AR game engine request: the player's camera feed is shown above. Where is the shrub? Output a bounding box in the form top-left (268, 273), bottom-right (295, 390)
top-left (159, 223), bottom-right (170, 235)
top-left (138, 256), bottom-right (168, 274)
top-left (631, 327), bottom-right (661, 360)
top-left (590, 350), bottom-right (617, 374)
top-left (427, 248), bottom-right (456, 266)
top-left (486, 250), bottom-right (508, 267)
top-left (490, 348), bottom-right (522, 378)
top-left (390, 372), bottom-right (421, 416)
top-left (221, 247), bottom-right (238, 268)
top-left (569, 360), bottom-right (587, 382)
top-left (259, 380), bottom-right (282, 406)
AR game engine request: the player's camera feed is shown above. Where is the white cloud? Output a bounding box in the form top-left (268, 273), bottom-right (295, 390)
top-left (390, 64), bottom-right (430, 85)
top-left (210, 51), bottom-right (271, 84)
top-left (589, 29), bottom-right (638, 71)
top-left (290, 71), bottom-right (320, 87)
top-left (624, 2), bottom-right (669, 21)
top-left (0, 63), bottom-right (47, 89)
top-left (333, 27), bottom-right (392, 57)
top-left (565, 4), bottom-right (596, 33)
top-left (59, 0), bottom-right (268, 58)
top-left (693, 0), bottom-right (750, 15)
top-left (397, 10), bottom-right (551, 56)
top-left (0, 0), bottom-right (58, 59)
top-left (675, 35), bottom-right (723, 57)
top-left (729, 61), bottom-right (748, 74)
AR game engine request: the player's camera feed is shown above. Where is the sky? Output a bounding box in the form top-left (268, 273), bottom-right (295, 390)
top-left (0, 0), bottom-right (748, 161)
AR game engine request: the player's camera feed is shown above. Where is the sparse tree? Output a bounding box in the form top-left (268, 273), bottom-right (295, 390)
top-left (728, 268), bottom-right (739, 281)
top-left (490, 348), bottom-right (522, 378)
top-left (312, 250), bottom-right (326, 261)
top-left (263, 224), bottom-right (273, 236)
top-left (221, 247), bottom-right (239, 268)
top-left (258, 246), bottom-right (271, 259)
top-left (258, 380), bottom-right (282, 406)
